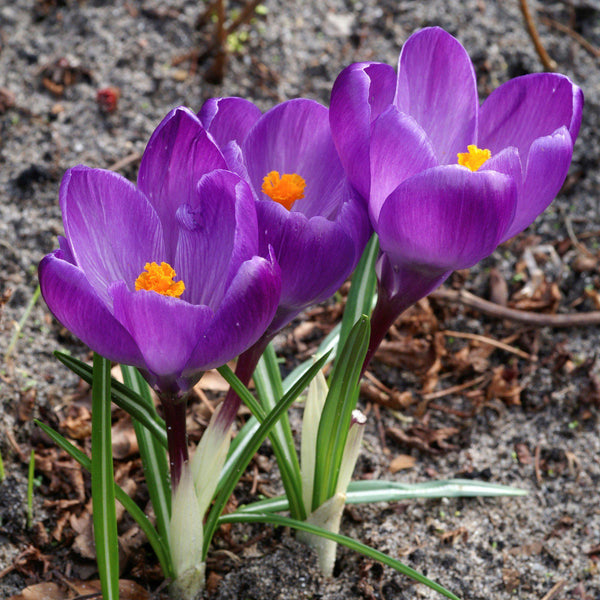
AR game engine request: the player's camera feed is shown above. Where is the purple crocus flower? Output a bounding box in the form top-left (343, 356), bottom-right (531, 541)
top-left (39, 106), bottom-right (282, 403)
top-left (200, 97), bottom-right (371, 385)
top-left (329, 26), bottom-right (583, 368)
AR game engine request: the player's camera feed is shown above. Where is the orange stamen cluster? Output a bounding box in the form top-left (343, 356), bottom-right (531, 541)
top-left (261, 171), bottom-right (306, 210)
top-left (135, 262), bottom-right (185, 298)
top-left (457, 145), bottom-right (492, 172)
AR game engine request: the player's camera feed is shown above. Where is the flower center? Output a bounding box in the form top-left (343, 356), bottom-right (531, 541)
top-left (135, 262), bottom-right (185, 297)
top-left (457, 145), bottom-right (491, 172)
top-left (261, 171), bottom-right (306, 210)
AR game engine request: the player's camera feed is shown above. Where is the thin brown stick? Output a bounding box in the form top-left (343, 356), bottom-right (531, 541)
top-left (564, 214), bottom-right (596, 259)
top-left (107, 151), bottom-right (141, 172)
top-left (430, 287), bottom-right (600, 328)
top-left (421, 374), bottom-right (487, 401)
top-left (540, 579), bottom-right (567, 600)
top-left (519, 0), bottom-right (557, 71)
top-left (442, 329), bottom-right (536, 361)
top-left (539, 15), bottom-right (600, 58)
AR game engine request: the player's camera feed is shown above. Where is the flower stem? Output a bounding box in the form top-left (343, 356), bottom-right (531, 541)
top-left (221, 333), bottom-right (272, 418)
top-left (362, 270), bottom-right (450, 376)
top-left (162, 398), bottom-right (189, 489)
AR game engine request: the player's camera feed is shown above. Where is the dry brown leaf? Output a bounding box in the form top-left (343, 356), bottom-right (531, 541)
top-left (515, 443), bottom-right (532, 465)
top-left (195, 368), bottom-right (230, 393)
top-left (389, 454), bottom-right (416, 473)
top-left (502, 568), bottom-right (520, 593)
top-left (60, 405), bottom-right (91, 440)
top-left (10, 580), bottom-right (150, 600)
top-left (9, 582), bottom-right (63, 600)
top-left (439, 526), bottom-right (468, 544)
top-left (487, 366), bottom-right (522, 405)
top-left (112, 415), bottom-right (139, 460)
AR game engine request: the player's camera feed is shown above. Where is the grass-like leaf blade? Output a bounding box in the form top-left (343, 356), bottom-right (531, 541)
top-left (253, 344), bottom-right (305, 519)
top-left (120, 365), bottom-right (172, 554)
top-left (336, 233), bottom-right (378, 359)
top-left (204, 352), bottom-right (330, 558)
top-left (217, 363), bottom-right (305, 519)
top-left (90, 353), bottom-right (119, 600)
top-left (54, 351), bottom-right (167, 448)
top-left (312, 316), bottom-right (370, 510)
top-left (234, 478), bottom-right (528, 513)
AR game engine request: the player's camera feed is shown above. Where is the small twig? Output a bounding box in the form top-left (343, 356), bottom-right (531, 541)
top-left (6, 429), bottom-right (28, 462)
top-left (539, 15), bottom-right (600, 58)
top-left (564, 214), bottom-right (596, 259)
top-left (421, 375), bottom-right (487, 401)
top-left (107, 151), bottom-right (141, 172)
top-left (540, 579), bottom-right (567, 600)
top-left (430, 287), bottom-right (600, 327)
top-left (442, 330), bottom-right (536, 361)
top-left (519, 0), bottom-right (557, 71)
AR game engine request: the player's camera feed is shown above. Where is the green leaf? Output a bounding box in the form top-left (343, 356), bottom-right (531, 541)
top-left (90, 353), bottom-right (119, 600)
top-left (336, 233), bottom-right (378, 358)
top-left (34, 419), bottom-right (174, 579)
top-left (282, 325), bottom-right (340, 395)
top-left (312, 316), bottom-right (370, 510)
top-left (217, 362), bottom-right (305, 519)
top-left (345, 479), bottom-right (528, 501)
top-left (27, 449), bottom-right (35, 528)
top-left (54, 351), bottom-right (167, 448)
top-left (253, 344), bottom-right (305, 520)
top-left (203, 352), bottom-right (330, 558)
top-left (120, 366), bottom-right (171, 551)
top-left (234, 478), bottom-right (528, 513)
top-left (218, 416), bottom-right (260, 495)
top-left (217, 512), bottom-right (460, 600)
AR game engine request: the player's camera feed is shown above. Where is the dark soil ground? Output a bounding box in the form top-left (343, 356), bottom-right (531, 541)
top-left (1, 1), bottom-right (600, 599)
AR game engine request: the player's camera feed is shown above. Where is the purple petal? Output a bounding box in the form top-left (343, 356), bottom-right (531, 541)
top-left (137, 107), bottom-right (227, 258)
top-left (377, 165), bottom-right (517, 273)
top-left (175, 170), bottom-right (258, 309)
top-left (256, 202), bottom-right (359, 332)
top-left (369, 106), bottom-right (438, 224)
top-left (334, 181), bottom-right (373, 266)
top-left (198, 97), bottom-right (262, 148)
top-left (39, 251), bottom-right (144, 366)
top-left (220, 140), bottom-right (253, 182)
top-left (501, 127), bottom-right (573, 242)
top-left (395, 27), bottom-right (478, 165)
top-left (329, 62), bottom-right (397, 198)
top-left (243, 99), bottom-right (346, 218)
top-left (111, 282), bottom-right (214, 378)
top-left (184, 252), bottom-right (281, 373)
top-left (479, 73), bottom-right (583, 160)
top-left (480, 146), bottom-right (523, 198)
top-left (60, 166), bottom-right (166, 306)
top-left (376, 252), bottom-right (451, 310)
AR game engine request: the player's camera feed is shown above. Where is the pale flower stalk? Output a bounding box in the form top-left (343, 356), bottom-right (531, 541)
top-left (299, 370), bottom-right (367, 576)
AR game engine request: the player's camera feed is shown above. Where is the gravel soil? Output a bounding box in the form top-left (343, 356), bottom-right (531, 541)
top-left (1, 1), bottom-right (599, 599)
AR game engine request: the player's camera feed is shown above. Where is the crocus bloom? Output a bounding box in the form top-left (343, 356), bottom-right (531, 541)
top-left (39, 106), bottom-right (282, 399)
top-left (201, 96), bottom-right (371, 335)
top-left (200, 97), bottom-right (371, 385)
top-left (329, 26), bottom-right (583, 367)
